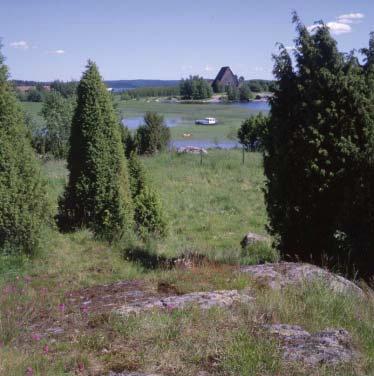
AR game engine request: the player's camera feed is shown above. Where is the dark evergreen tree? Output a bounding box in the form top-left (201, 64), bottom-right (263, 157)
top-left (135, 112), bottom-right (170, 155)
top-left (264, 15), bottom-right (374, 278)
top-left (40, 91), bottom-right (76, 158)
top-left (0, 47), bottom-right (51, 255)
top-left (58, 61), bottom-right (133, 240)
top-left (128, 152), bottom-right (167, 238)
top-left (119, 124), bottom-right (136, 158)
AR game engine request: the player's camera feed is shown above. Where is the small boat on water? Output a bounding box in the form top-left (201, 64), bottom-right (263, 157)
top-left (195, 117), bottom-right (217, 125)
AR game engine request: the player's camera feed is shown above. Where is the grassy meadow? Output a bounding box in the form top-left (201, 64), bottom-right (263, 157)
top-left (0, 150), bottom-right (374, 376)
top-left (21, 99), bottom-right (267, 142)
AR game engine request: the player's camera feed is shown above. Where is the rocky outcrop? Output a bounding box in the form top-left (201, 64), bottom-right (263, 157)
top-left (264, 324), bottom-right (357, 366)
top-left (240, 232), bottom-right (269, 248)
top-left (240, 262), bottom-right (363, 296)
top-left (177, 146), bottom-right (208, 154)
top-left (116, 290), bottom-right (253, 315)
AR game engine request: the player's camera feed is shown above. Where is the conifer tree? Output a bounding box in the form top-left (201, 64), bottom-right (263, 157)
top-left (128, 152), bottom-right (167, 238)
top-left (264, 15), bottom-right (374, 278)
top-left (58, 61), bottom-right (133, 240)
top-left (0, 47), bottom-right (51, 255)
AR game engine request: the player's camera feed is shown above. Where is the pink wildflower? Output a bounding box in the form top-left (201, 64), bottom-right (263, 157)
top-left (31, 333), bottom-right (41, 341)
top-left (58, 303), bottom-right (66, 313)
top-left (43, 344), bottom-right (49, 354)
top-left (25, 367), bottom-right (33, 376)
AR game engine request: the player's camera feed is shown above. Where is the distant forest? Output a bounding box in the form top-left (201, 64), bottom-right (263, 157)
top-left (12, 79), bottom-right (276, 92)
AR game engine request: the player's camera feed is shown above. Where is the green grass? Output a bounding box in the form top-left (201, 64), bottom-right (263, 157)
top-left (21, 99), bottom-right (266, 142)
top-left (1, 150), bottom-right (373, 376)
top-left (142, 150), bottom-right (268, 261)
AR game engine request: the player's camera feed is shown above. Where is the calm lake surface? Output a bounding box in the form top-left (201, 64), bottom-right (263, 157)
top-left (122, 100), bottom-right (270, 149)
top-left (122, 116), bottom-right (182, 129)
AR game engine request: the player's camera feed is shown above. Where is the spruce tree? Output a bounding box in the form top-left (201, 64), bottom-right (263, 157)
top-left (0, 48), bottom-right (51, 255)
top-left (128, 152), bottom-right (167, 238)
top-left (58, 61), bottom-right (133, 240)
top-left (264, 15), bottom-right (374, 278)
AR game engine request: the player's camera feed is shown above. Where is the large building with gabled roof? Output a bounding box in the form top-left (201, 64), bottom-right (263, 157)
top-left (212, 66), bottom-right (239, 90)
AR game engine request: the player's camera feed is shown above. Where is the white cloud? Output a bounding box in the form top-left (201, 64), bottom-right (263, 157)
top-left (307, 21), bottom-right (352, 35)
top-left (337, 13), bottom-right (364, 24)
top-left (204, 64), bottom-right (214, 72)
top-left (307, 12), bottom-right (364, 36)
top-left (10, 40), bottom-right (29, 50)
top-left (285, 45), bottom-right (296, 52)
top-left (326, 22), bottom-right (352, 35)
top-left (47, 49), bottom-right (65, 55)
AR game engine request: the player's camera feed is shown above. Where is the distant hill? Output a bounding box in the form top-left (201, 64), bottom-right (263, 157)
top-left (104, 80), bottom-right (180, 89)
top-left (12, 79), bottom-right (180, 89)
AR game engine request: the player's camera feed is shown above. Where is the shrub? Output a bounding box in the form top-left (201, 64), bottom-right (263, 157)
top-left (0, 47), bottom-right (51, 255)
top-left (135, 112), bottom-right (170, 155)
top-left (58, 61), bottom-right (133, 240)
top-left (128, 153), bottom-right (167, 238)
top-left (238, 113), bottom-right (268, 151)
top-left (134, 187), bottom-right (167, 239)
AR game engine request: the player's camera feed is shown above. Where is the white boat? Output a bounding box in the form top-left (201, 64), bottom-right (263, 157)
top-left (195, 117), bottom-right (217, 125)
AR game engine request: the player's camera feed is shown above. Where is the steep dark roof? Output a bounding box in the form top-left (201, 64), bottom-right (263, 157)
top-left (214, 66), bottom-right (231, 82)
top-left (212, 66), bottom-right (238, 87)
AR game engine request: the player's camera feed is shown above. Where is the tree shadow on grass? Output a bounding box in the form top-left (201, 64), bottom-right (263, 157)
top-left (122, 246), bottom-right (175, 270)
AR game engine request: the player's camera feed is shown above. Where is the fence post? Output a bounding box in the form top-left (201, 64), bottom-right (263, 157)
top-left (242, 145), bottom-right (245, 165)
top-left (200, 150), bottom-right (203, 165)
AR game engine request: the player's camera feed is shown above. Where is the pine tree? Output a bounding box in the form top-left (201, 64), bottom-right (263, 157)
top-left (128, 152), bottom-right (167, 238)
top-left (0, 47), bottom-right (51, 255)
top-left (135, 112), bottom-right (170, 155)
top-left (264, 15), bottom-right (374, 278)
top-left (58, 61), bottom-right (133, 240)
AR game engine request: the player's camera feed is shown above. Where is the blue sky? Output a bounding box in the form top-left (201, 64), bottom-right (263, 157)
top-left (1, 0), bottom-right (374, 81)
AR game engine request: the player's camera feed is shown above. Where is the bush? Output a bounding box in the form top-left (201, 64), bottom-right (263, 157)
top-left (128, 153), bottom-right (167, 238)
top-left (0, 48), bottom-right (51, 255)
top-left (135, 112), bottom-right (170, 155)
top-left (134, 187), bottom-right (167, 239)
top-left (238, 113), bottom-right (268, 151)
top-left (58, 61), bottom-right (133, 240)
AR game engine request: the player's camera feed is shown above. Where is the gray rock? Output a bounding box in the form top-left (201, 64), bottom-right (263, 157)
top-left (116, 290), bottom-right (253, 315)
top-left (240, 262), bottom-right (363, 296)
top-left (264, 324), bottom-right (356, 366)
top-left (241, 232), bottom-right (268, 248)
top-left (177, 146), bottom-right (208, 154)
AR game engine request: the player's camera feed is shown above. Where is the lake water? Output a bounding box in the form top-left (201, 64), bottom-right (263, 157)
top-left (170, 139), bottom-right (239, 150)
top-left (123, 100), bottom-right (270, 149)
top-left (122, 116), bottom-right (182, 129)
